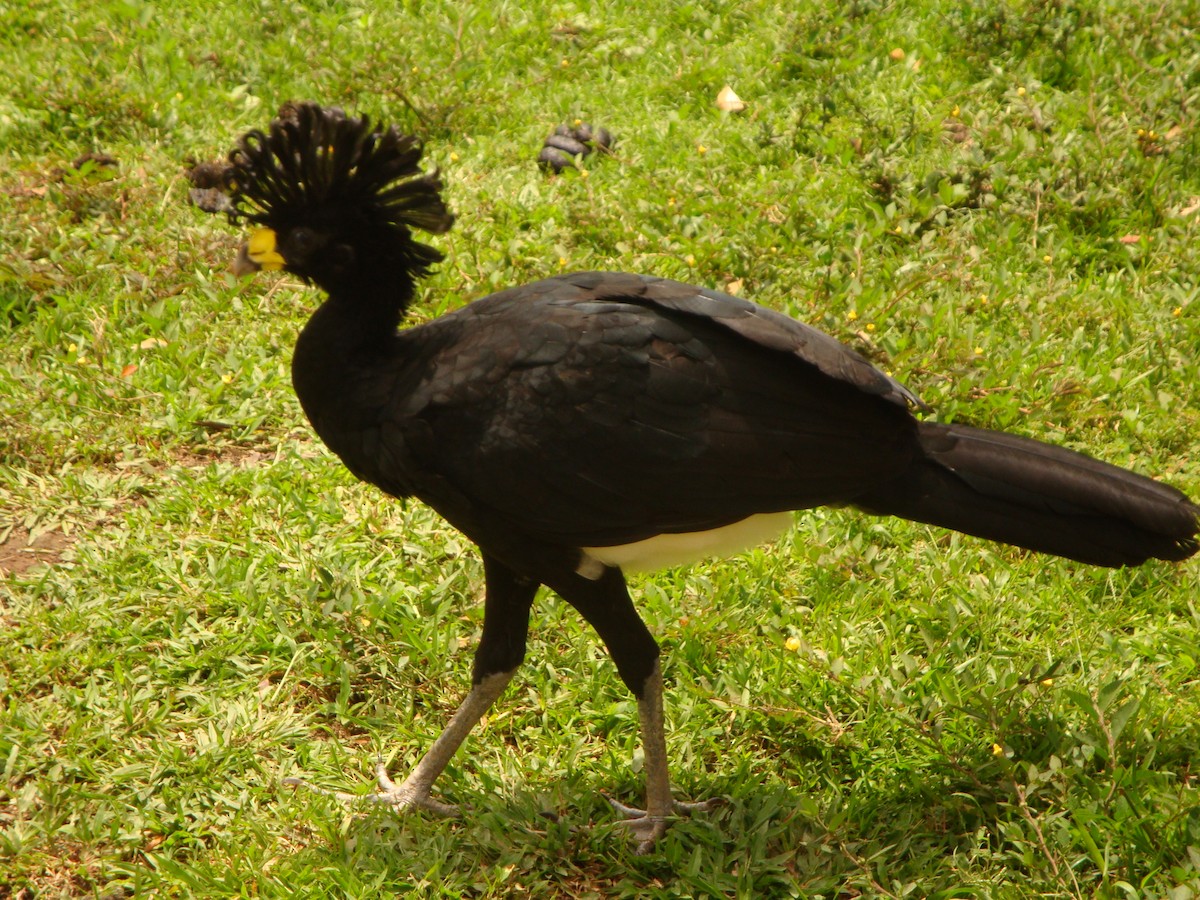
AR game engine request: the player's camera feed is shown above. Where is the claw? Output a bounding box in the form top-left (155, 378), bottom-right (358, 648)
top-left (604, 793), bottom-right (723, 853)
top-left (282, 758), bottom-right (461, 817)
top-left (624, 815), bottom-right (670, 855)
top-left (282, 671), bottom-right (516, 819)
top-left (369, 757), bottom-right (461, 816)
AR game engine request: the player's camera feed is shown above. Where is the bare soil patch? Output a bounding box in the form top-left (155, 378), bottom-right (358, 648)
top-left (0, 526), bottom-right (75, 576)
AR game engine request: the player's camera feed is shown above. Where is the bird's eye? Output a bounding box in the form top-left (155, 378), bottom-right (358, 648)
top-left (288, 227), bottom-right (317, 255)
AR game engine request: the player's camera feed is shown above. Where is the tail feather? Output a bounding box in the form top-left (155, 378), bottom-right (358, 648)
top-left (855, 422), bottom-right (1199, 567)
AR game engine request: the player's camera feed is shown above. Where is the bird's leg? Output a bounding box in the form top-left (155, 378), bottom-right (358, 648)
top-left (370, 668), bottom-right (514, 814)
top-left (288, 555), bottom-right (537, 816)
top-left (550, 565), bottom-right (716, 853)
top-left (284, 668), bottom-right (514, 814)
top-left (375, 555), bottom-right (538, 812)
top-left (604, 659), bottom-right (720, 853)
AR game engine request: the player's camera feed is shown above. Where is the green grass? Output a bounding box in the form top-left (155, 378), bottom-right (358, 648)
top-left (3, 0), bottom-right (1200, 895)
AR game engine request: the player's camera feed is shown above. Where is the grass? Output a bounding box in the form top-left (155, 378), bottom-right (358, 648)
top-left (2, 0), bottom-right (1200, 895)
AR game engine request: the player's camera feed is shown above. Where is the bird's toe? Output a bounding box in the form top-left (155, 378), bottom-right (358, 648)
top-left (370, 759), bottom-right (461, 817)
top-left (604, 793), bottom-right (721, 853)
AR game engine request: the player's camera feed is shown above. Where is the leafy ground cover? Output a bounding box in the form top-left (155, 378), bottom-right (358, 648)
top-left (2, 1), bottom-right (1200, 896)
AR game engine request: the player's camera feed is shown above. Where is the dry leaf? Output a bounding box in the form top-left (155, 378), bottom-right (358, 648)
top-left (889, 47), bottom-right (905, 61)
top-left (1118, 234), bottom-right (1143, 245)
top-left (138, 337), bottom-right (169, 350)
top-left (121, 363), bottom-right (138, 379)
top-left (716, 85), bottom-right (746, 112)
top-left (725, 279), bottom-right (744, 296)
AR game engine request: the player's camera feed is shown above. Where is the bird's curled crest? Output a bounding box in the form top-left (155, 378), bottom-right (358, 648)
top-left (223, 102), bottom-right (454, 240)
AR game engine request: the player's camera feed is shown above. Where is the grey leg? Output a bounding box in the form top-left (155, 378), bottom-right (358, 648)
top-left (286, 554), bottom-right (537, 816)
top-left (284, 668), bottom-right (516, 814)
top-left (372, 668), bottom-right (515, 814)
top-left (373, 555), bottom-right (538, 812)
top-left (542, 565), bottom-right (717, 853)
top-left (606, 659), bottom-right (718, 854)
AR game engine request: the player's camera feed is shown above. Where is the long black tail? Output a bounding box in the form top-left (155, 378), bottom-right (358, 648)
top-left (856, 422), bottom-right (1199, 567)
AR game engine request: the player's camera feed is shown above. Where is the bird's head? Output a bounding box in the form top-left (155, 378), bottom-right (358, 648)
top-left (214, 102), bottom-right (454, 295)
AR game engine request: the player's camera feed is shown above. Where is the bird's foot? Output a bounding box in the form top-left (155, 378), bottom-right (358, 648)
top-left (367, 758), bottom-right (462, 816)
top-left (605, 795), bottom-right (724, 854)
top-left (283, 758), bottom-right (460, 817)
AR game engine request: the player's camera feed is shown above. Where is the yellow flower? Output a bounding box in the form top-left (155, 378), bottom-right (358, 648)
top-left (697, 145), bottom-right (708, 155)
top-left (1172, 306), bottom-right (1183, 317)
top-left (847, 310), bottom-right (859, 322)
top-left (221, 372), bottom-right (234, 384)
top-left (992, 743), bottom-right (1005, 756)
top-left (865, 322), bottom-right (876, 332)
top-left (1042, 254), bottom-right (1052, 263)
top-left (951, 104), bottom-right (960, 118)
top-left (1016, 86), bottom-right (1026, 97)
top-left (785, 636), bottom-right (802, 652)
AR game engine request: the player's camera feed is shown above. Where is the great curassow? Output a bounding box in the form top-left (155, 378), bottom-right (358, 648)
top-left (195, 102), bottom-right (1198, 853)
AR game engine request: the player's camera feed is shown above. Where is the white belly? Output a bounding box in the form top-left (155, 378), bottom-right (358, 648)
top-left (580, 511), bottom-right (793, 575)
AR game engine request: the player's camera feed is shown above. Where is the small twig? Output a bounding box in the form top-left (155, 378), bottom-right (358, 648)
top-left (1011, 779), bottom-right (1061, 877)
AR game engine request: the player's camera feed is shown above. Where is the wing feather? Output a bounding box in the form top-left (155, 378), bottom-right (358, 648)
top-left (379, 273), bottom-right (920, 546)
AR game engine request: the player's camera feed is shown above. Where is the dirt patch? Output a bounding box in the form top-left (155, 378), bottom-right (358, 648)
top-left (175, 446), bottom-right (278, 469)
top-left (170, 433), bottom-right (286, 470)
top-left (0, 830), bottom-right (114, 899)
top-left (0, 444), bottom-right (285, 578)
top-left (0, 527), bottom-right (75, 577)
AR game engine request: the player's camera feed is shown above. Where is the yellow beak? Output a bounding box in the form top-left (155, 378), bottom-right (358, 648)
top-left (233, 227), bottom-right (285, 276)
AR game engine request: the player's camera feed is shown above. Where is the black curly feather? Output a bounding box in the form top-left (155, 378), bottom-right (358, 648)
top-left (224, 102), bottom-right (454, 240)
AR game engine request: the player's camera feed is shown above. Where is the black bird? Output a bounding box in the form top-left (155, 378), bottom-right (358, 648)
top-left (202, 103), bottom-right (1198, 852)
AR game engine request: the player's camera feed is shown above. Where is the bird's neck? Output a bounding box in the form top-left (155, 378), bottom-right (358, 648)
top-left (289, 272), bottom-right (415, 446)
top-left (321, 262), bottom-right (418, 339)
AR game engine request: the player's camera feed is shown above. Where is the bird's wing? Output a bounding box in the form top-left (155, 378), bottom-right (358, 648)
top-left (607, 272), bottom-right (922, 410)
top-left (378, 272), bottom-right (921, 548)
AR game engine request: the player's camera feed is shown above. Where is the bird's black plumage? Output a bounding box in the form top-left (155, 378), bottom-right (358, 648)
top-left (200, 103), bottom-right (1199, 852)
